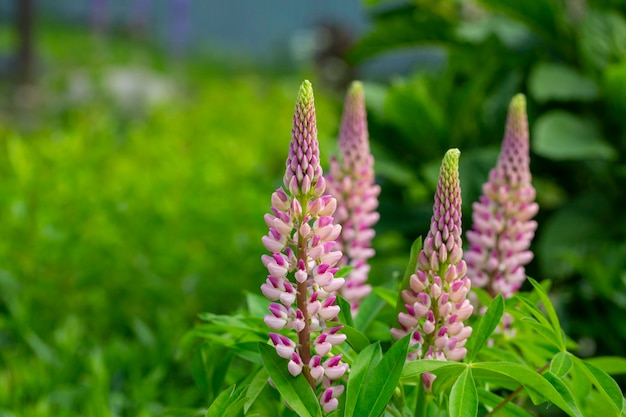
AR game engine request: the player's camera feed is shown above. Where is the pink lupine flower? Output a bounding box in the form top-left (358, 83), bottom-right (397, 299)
top-left (261, 80), bottom-right (348, 411)
top-left (391, 149), bottom-right (473, 390)
top-left (465, 94), bottom-right (538, 298)
top-left (326, 81), bottom-right (380, 312)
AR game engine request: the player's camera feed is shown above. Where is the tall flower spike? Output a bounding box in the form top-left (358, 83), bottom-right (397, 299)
top-left (465, 94), bottom-right (538, 299)
top-left (391, 149), bottom-right (473, 391)
top-left (262, 80), bottom-right (348, 413)
top-left (326, 81), bottom-right (380, 313)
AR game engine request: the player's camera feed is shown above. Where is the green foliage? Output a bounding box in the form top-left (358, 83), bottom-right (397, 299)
top-left (0, 23), bottom-right (341, 416)
top-left (353, 0), bottom-right (626, 361)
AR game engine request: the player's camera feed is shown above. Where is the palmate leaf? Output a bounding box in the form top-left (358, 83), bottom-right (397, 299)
top-left (449, 368), bottom-right (478, 417)
top-left (258, 343), bottom-right (322, 417)
top-left (350, 335), bottom-right (410, 417)
top-left (465, 294), bottom-right (504, 362)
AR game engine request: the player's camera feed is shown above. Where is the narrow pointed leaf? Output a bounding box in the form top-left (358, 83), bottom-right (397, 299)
top-left (449, 368), bottom-right (478, 417)
top-left (373, 286), bottom-right (398, 308)
top-left (542, 372), bottom-right (584, 417)
top-left (585, 356), bottom-right (626, 375)
top-left (206, 384), bottom-right (248, 417)
top-left (353, 335), bottom-right (410, 417)
top-left (401, 360), bottom-right (466, 380)
top-left (327, 321), bottom-right (370, 353)
top-left (336, 296), bottom-right (355, 328)
top-left (353, 292), bottom-right (386, 332)
top-left (258, 342), bottom-right (322, 417)
top-left (528, 278), bottom-right (564, 350)
top-left (465, 294), bottom-right (504, 362)
top-left (578, 359), bottom-right (624, 412)
top-left (395, 237), bottom-right (422, 316)
top-left (244, 368), bottom-right (269, 413)
top-left (345, 342), bottom-right (383, 417)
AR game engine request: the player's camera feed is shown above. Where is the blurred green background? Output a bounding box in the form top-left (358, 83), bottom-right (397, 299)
top-left (1, 0), bottom-right (626, 415)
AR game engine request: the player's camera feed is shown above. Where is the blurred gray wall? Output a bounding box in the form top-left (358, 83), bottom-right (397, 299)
top-left (1, 1), bottom-right (370, 62)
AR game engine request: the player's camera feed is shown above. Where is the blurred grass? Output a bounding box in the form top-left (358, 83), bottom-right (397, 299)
top-left (0, 23), bottom-right (341, 415)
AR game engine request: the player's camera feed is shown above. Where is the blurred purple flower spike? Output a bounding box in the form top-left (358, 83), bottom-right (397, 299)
top-left (326, 81), bottom-right (380, 313)
top-left (465, 94), bottom-right (538, 299)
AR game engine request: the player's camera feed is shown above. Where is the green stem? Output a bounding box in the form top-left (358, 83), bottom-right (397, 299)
top-left (414, 381), bottom-right (429, 417)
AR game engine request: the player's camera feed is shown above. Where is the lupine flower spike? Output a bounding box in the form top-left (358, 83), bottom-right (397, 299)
top-left (465, 94), bottom-right (538, 299)
top-left (261, 80), bottom-right (349, 412)
top-left (391, 149), bottom-right (473, 390)
top-left (326, 81), bottom-right (380, 313)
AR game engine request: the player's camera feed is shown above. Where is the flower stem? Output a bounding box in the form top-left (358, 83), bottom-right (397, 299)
top-left (297, 224), bottom-right (314, 389)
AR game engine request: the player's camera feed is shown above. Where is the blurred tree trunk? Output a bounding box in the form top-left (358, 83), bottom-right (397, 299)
top-left (15, 0), bottom-right (35, 85)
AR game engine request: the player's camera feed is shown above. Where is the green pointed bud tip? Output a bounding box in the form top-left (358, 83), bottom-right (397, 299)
top-left (297, 80), bottom-right (314, 106)
top-left (349, 80), bottom-right (364, 96)
top-left (509, 93), bottom-right (526, 115)
top-left (442, 148), bottom-right (460, 173)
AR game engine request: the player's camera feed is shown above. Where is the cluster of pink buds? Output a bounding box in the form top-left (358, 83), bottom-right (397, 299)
top-left (465, 94), bottom-right (538, 299)
top-left (326, 81), bottom-right (380, 313)
top-left (261, 80), bottom-right (349, 412)
top-left (391, 149), bottom-right (473, 390)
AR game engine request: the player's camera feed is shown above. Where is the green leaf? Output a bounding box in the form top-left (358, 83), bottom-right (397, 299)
top-left (372, 286), bottom-right (397, 308)
top-left (401, 360), bottom-right (467, 380)
top-left (247, 292), bottom-right (270, 318)
top-left (585, 356), bottom-right (626, 375)
top-left (550, 352), bottom-right (573, 378)
top-left (258, 343), bottom-right (322, 417)
top-left (465, 294), bottom-right (504, 362)
top-left (528, 63), bottom-right (598, 102)
top-left (336, 296), bottom-right (355, 328)
top-left (449, 368), bottom-right (477, 417)
top-left (244, 368), bottom-right (268, 413)
top-left (512, 294), bottom-right (552, 330)
top-left (471, 362), bottom-right (572, 414)
top-left (395, 237), bottom-right (422, 316)
top-left (327, 321), bottom-right (370, 353)
top-left (542, 372), bottom-right (584, 417)
top-left (517, 318), bottom-right (562, 351)
top-left (335, 266), bottom-right (355, 279)
top-left (349, 12), bottom-right (455, 63)
top-left (577, 359), bottom-right (624, 413)
top-left (205, 384), bottom-right (248, 417)
top-left (345, 342), bottom-right (383, 417)
top-left (527, 278), bottom-right (565, 351)
top-left (353, 292), bottom-right (386, 332)
top-left (533, 111), bottom-right (616, 161)
top-left (476, 0), bottom-right (565, 42)
top-left (352, 335), bottom-right (410, 417)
